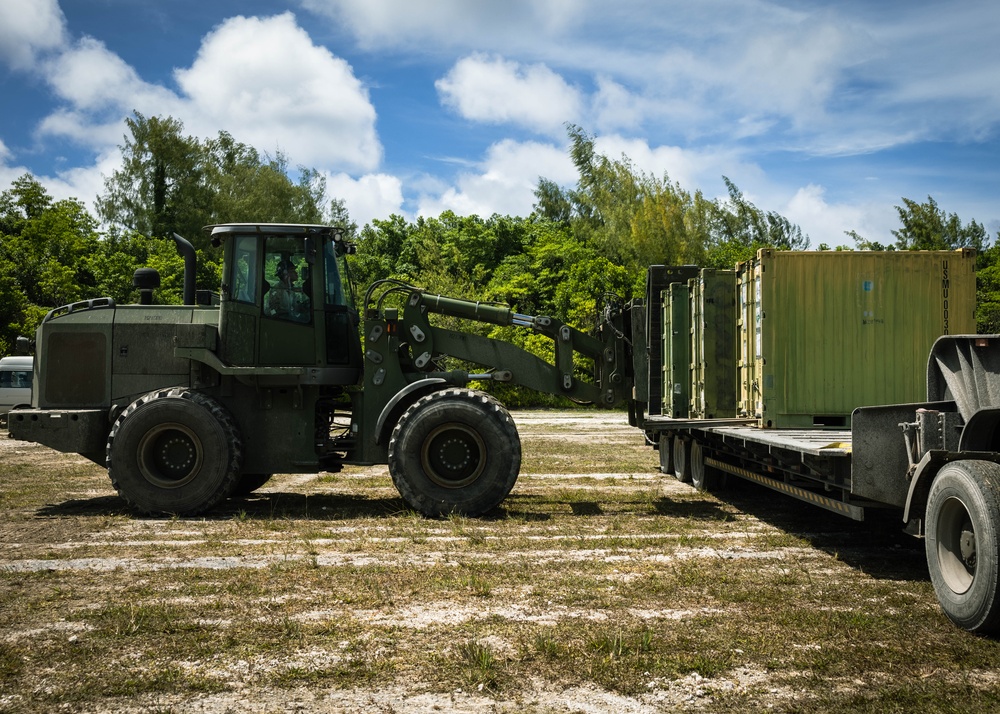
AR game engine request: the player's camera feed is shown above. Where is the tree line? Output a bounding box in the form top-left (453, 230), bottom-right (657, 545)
top-left (2, 114), bottom-right (997, 367)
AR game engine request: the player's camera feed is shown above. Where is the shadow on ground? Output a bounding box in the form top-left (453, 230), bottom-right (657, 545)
top-left (707, 477), bottom-right (927, 582)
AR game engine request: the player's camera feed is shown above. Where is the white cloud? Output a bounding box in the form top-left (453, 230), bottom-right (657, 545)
top-left (0, 0), bottom-right (67, 70)
top-left (436, 54), bottom-right (582, 135)
top-left (175, 13), bottom-right (380, 172)
top-left (782, 183), bottom-right (897, 250)
top-left (416, 139), bottom-right (575, 218)
top-left (45, 37), bottom-right (169, 111)
top-left (590, 134), bottom-right (751, 199)
top-left (298, 0), bottom-right (583, 51)
top-left (24, 12), bottom-right (379, 179)
top-left (325, 172), bottom-right (405, 228)
top-left (726, 20), bottom-right (855, 127)
top-left (2, 9), bottom-right (386, 229)
top-left (305, 0), bottom-right (1000, 154)
top-left (591, 77), bottom-right (646, 132)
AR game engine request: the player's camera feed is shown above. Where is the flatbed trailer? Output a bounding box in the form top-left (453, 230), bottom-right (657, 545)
top-left (636, 334), bottom-right (1000, 635)
top-left (646, 418), bottom-right (862, 518)
top-left (619, 254), bottom-right (1000, 634)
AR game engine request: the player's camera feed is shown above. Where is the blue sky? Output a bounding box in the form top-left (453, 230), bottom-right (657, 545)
top-left (1, 0), bottom-right (998, 249)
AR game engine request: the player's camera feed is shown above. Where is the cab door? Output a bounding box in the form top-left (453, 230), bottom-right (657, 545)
top-left (257, 236), bottom-right (316, 367)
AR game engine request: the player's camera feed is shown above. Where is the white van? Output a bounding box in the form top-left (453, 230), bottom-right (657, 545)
top-left (0, 355), bottom-right (33, 422)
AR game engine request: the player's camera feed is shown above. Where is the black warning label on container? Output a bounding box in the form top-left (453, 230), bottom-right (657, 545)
top-left (942, 259), bottom-right (950, 334)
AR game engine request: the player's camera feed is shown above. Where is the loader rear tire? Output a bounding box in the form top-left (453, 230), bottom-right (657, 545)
top-left (925, 460), bottom-right (1000, 634)
top-left (107, 388), bottom-right (243, 516)
top-left (388, 388), bottom-right (520, 517)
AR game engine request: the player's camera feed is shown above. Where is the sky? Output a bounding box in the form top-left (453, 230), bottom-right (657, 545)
top-left (0, 0), bottom-right (998, 249)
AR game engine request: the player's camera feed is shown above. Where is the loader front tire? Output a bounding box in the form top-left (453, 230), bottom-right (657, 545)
top-left (388, 388), bottom-right (520, 517)
top-left (107, 388), bottom-right (243, 516)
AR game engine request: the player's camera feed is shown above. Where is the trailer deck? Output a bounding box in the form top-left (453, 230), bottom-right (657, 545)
top-left (644, 416), bottom-right (862, 518)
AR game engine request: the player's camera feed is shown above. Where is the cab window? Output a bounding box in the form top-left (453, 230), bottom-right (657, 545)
top-left (230, 235), bottom-right (259, 304)
top-left (323, 240), bottom-right (353, 308)
top-left (264, 236), bottom-right (310, 323)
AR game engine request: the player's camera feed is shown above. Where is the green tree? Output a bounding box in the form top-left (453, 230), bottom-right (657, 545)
top-left (0, 175), bottom-right (102, 350)
top-left (976, 242), bottom-right (1000, 333)
top-left (891, 196), bottom-right (987, 251)
top-left (96, 112), bottom-right (347, 297)
top-left (97, 113), bottom-right (337, 247)
top-left (204, 131), bottom-right (326, 227)
top-left (704, 177), bottom-right (808, 266)
top-left (536, 126), bottom-right (807, 284)
top-left (97, 113), bottom-right (210, 244)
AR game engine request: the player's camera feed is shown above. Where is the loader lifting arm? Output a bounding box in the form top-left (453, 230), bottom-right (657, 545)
top-left (358, 281), bottom-right (629, 423)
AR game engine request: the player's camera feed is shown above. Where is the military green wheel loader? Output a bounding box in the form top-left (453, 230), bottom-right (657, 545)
top-left (9, 223), bottom-right (628, 517)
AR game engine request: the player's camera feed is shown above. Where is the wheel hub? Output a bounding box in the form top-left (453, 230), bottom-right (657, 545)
top-left (437, 436), bottom-right (472, 470)
top-left (137, 422), bottom-right (204, 489)
top-left (937, 496), bottom-right (977, 594)
top-left (960, 526), bottom-right (977, 569)
top-left (421, 423), bottom-right (486, 489)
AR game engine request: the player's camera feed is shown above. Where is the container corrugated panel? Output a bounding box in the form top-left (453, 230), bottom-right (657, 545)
top-left (662, 282), bottom-right (691, 417)
top-left (738, 249), bottom-right (977, 428)
top-left (645, 265), bottom-right (699, 415)
top-left (689, 269), bottom-right (738, 418)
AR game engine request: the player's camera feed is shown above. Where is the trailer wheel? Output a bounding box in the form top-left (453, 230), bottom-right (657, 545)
top-left (673, 435), bottom-right (691, 483)
top-left (925, 460), bottom-right (1000, 634)
top-left (107, 388), bottom-right (243, 515)
top-left (388, 388), bottom-right (520, 517)
top-left (658, 433), bottom-right (673, 475)
top-left (232, 473), bottom-right (272, 497)
top-left (690, 440), bottom-right (720, 492)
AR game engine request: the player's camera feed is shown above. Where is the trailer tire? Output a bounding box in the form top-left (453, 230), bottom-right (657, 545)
top-left (232, 473), bottom-right (272, 497)
top-left (658, 433), bottom-right (673, 475)
top-left (388, 388), bottom-right (520, 517)
top-left (925, 460), bottom-right (1000, 634)
top-left (673, 435), bottom-right (691, 483)
top-left (107, 388), bottom-right (243, 516)
top-left (690, 440), bottom-right (720, 492)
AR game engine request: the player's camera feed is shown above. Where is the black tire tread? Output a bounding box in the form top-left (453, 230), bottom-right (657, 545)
top-left (107, 387), bottom-right (243, 515)
top-left (387, 388), bottom-right (520, 517)
top-left (925, 459), bottom-right (1000, 634)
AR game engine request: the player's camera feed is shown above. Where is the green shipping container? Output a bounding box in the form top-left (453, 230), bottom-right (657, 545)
top-left (689, 269), bottom-right (737, 419)
top-left (738, 249), bottom-right (977, 428)
top-left (661, 282), bottom-right (691, 417)
top-left (645, 265), bottom-right (700, 415)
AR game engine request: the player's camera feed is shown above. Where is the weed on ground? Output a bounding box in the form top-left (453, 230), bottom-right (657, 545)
top-left (2, 411), bottom-right (1000, 712)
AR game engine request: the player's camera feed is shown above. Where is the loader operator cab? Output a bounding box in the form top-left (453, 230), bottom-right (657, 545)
top-left (212, 223), bottom-right (362, 383)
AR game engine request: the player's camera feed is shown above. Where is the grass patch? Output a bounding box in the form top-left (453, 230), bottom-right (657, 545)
top-left (3, 413), bottom-right (1000, 712)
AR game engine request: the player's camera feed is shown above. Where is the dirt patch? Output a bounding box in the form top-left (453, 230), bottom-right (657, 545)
top-left (0, 415), bottom-right (996, 713)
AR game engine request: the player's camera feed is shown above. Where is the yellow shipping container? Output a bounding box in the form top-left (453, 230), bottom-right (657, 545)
top-left (737, 249), bottom-right (977, 428)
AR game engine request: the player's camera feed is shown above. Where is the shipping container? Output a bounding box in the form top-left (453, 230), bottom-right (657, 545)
top-left (662, 282), bottom-right (691, 417)
top-left (645, 266), bottom-right (699, 416)
top-left (689, 269), bottom-right (738, 419)
top-left (737, 249), bottom-right (976, 427)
